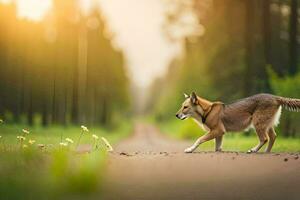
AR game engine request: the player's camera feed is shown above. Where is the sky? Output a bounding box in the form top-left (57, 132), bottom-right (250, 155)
top-left (0, 0), bottom-right (183, 89)
top-left (99, 0), bottom-right (182, 88)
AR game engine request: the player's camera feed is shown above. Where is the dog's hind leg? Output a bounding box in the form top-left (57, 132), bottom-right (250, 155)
top-left (215, 136), bottom-right (223, 152)
top-left (265, 127), bottom-right (277, 153)
top-left (247, 106), bottom-right (278, 153)
top-left (247, 127), bottom-right (268, 153)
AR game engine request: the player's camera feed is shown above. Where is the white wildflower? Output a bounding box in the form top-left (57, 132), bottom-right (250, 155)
top-left (59, 142), bottom-right (68, 147)
top-left (92, 134), bottom-right (99, 140)
top-left (37, 144), bottom-right (45, 149)
top-left (101, 137), bottom-right (113, 152)
top-left (65, 138), bottom-right (74, 144)
top-left (22, 129), bottom-right (30, 134)
top-left (81, 125), bottom-right (89, 132)
top-left (17, 136), bottom-right (26, 141)
top-left (28, 139), bottom-right (36, 145)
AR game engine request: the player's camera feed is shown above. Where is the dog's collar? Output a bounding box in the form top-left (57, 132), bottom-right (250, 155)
top-left (202, 109), bottom-right (212, 123)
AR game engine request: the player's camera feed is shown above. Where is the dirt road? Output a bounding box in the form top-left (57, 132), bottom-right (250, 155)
top-left (101, 123), bottom-right (300, 200)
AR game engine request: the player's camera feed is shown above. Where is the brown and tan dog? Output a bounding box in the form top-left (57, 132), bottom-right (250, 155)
top-left (176, 92), bottom-right (300, 153)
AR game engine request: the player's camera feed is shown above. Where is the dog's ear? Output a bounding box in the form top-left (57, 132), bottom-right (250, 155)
top-left (190, 92), bottom-right (198, 105)
top-left (183, 93), bottom-right (189, 98)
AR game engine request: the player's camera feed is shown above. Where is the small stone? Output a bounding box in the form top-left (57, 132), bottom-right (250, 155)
top-left (120, 152), bottom-right (131, 156)
top-left (294, 156), bottom-right (299, 160)
top-left (284, 158), bottom-right (288, 162)
top-left (160, 151), bottom-right (168, 155)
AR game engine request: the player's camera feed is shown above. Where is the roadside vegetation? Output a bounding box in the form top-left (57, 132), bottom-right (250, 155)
top-left (148, 1), bottom-right (300, 143)
top-left (0, 120), bottom-right (132, 199)
top-left (158, 119), bottom-right (300, 152)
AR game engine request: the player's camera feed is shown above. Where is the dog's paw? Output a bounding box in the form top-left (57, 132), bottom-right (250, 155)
top-left (247, 149), bottom-right (256, 154)
top-left (184, 147), bottom-right (195, 153)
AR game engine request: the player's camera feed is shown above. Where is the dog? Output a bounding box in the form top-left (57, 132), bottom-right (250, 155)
top-left (176, 92), bottom-right (300, 153)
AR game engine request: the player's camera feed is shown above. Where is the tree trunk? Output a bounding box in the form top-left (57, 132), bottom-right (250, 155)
top-left (263, 0), bottom-right (271, 65)
top-left (27, 92), bottom-right (33, 126)
top-left (71, 61), bottom-right (79, 124)
top-left (289, 0), bottom-right (298, 75)
top-left (244, 0), bottom-right (255, 96)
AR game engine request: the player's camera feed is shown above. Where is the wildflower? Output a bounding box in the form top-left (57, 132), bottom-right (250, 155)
top-left (91, 134), bottom-right (99, 150)
top-left (22, 129), bottom-right (30, 135)
top-left (0, 119), bottom-right (3, 124)
top-left (92, 134), bottom-right (99, 140)
top-left (28, 139), bottom-right (36, 145)
top-left (65, 138), bottom-right (74, 144)
top-left (37, 144), bottom-right (45, 149)
top-left (0, 136), bottom-right (2, 139)
top-left (17, 136), bottom-right (26, 141)
top-left (81, 125), bottom-right (89, 132)
top-left (101, 137), bottom-right (113, 152)
top-left (77, 125), bottom-right (89, 148)
top-left (59, 142), bottom-right (68, 147)
top-left (23, 144), bottom-right (28, 148)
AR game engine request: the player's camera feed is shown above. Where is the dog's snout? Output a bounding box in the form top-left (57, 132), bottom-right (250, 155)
top-left (176, 113), bottom-right (183, 119)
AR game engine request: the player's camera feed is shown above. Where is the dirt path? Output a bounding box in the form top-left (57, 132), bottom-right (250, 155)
top-left (101, 123), bottom-right (300, 200)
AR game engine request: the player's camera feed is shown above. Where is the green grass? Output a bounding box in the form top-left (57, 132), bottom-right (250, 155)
top-left (0, 122), bottom-right (132, 200)
top-left (0, 122), bottom-right (132, 148)
top-left (157, 119), bottom-right (300, 152)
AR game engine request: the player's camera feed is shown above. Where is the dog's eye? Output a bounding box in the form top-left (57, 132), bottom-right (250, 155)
top-left (183, 106), bottom-right (188, 109)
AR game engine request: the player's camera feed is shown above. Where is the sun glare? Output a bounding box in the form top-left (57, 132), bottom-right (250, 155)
top-left (0, 0), bottom-right (94, 21)
top-left (16, 0), bottom-right (52, 21)
top-left (0, 0), bottom-right (9, 4)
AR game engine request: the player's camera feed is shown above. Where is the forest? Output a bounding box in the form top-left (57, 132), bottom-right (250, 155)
top-left (149, 0), bottom-right (300, 137)
top-left (0, 0), bottom-right (129, 127)
top-left (0, 1), bottom-right (300, 199)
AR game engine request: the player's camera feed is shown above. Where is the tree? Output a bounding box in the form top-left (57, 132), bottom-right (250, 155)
top-left (289, 0), bottom-right (298, 75)
top-left (0, 1), bottom-right (130, 127)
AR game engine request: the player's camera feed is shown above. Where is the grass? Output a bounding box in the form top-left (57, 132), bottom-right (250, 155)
top-left (157, 118), bottom-right (300, 152)
top-left (0, 121), bottom-right (132, 200)
top-left (0, 123), bottom-right (131, 148)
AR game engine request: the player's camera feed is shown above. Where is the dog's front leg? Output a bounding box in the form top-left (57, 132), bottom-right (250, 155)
top-left (215, 136), bottom-right (223, 152)
top-left (184, 130), bottom-right (219, 153)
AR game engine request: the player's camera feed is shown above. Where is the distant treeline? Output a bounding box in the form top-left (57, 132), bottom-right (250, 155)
top-left (0, 1), bottom-right (129, 127)
top-left (150, 0), bottom-right (300, 137)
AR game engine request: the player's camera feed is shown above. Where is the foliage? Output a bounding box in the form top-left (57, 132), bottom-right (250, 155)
top-left (148, 0), bottom-right (300, 139)
top-left (269, 69), bottom-right (300, 137)
top-left (0, 122), bottom-right (132, 199)
top-left (0, 1), bottom-right (130, 127)
top-left (0, 149), bottom-right (106, 199)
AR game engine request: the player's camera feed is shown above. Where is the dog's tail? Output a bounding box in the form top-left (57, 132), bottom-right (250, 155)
top-left (276, 96), bottom-right (300, 112)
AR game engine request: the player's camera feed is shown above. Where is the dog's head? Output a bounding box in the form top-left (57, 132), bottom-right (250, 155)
top-left (175, 92), bottom-right (205, 120)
